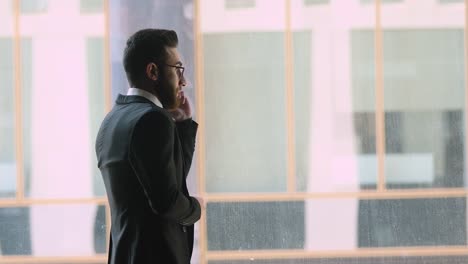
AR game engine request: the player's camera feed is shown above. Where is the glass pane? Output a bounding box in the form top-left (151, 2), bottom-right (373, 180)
top-left (224, 0), bottom-right (255, 9)
top-left (207, 202), bottom-right (304, 250)
top-left (207, 198), bottom-right (466, 252)
top-left (439, 0), bottom-right (464, 3)
top-left (202, 0), bottom-right (287, 193)
top-left (19, 2), bottom-right (106, 198)
top-left (87, 38), bottom-right (106, 197)
top-left (80, 0), bottom-right (103, 13)
top-left (303, 0), bottom-right (329, 5)
top-left (0, 204), bottom-right (106, 256)
top-left (358, 198), bottom-right (466, 247)
top-left (0, 0), bottom-right (16, 198)
top-left (381, 3), bottom-right (466, 188)
top-left (20, 0), bottom-right (48, 14)
top-left (291, 1), bottom-right (377, 192)
top-left (292, 31), bottom-right (311, 192)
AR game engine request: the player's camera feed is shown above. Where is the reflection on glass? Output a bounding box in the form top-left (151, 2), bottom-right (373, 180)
top-left (292, 1), bottom-right (377, 192)
top-left (351, 31), bottom-right (378, 190)
top-left (381, 26), bottom-right (465, 188)
top-left (208, 256), bottom-right (468, 264)
top-left (207, 198), bottom-right (466, 252)
top-left (0, 204), bottom-right (106, 256)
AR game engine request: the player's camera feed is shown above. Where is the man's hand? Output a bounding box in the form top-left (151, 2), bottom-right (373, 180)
top-left (169, 91), bottom-right (192, 121)
top-left (195, 196), bottom-right (205, 210)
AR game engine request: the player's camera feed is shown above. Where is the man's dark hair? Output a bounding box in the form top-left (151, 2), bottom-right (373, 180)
top-left (123, 29), bottom-right (178, 85)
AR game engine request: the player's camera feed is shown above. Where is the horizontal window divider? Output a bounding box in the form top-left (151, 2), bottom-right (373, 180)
top-left (0, 255), bottom-right (107, 263)
top-left (206, 246), bottom-right (468, 261)
top-left (204, 188), bottom-right (468, 202)
top-left (1, 189), bottom-right (465, 206)
top-left (0, 197), bottom-right (107, 207)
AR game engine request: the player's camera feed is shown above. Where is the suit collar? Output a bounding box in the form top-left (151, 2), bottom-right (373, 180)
top-left (126, 88), bottom-right (163, 107)
top-left (116, 94), bottom-right (157, 106)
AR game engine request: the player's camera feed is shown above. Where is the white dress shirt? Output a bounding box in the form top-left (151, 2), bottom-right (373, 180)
top-left (127, 88), bottom-right (163, 108)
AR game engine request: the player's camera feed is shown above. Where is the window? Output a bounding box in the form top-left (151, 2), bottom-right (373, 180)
top-left (1, 0), bottom-right (468, 263)
top-left (351, 29), bottom-right (465, 189)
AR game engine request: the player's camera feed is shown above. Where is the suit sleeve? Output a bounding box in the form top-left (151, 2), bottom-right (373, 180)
top-left (175, 118), bottom-right (198, 179)
top-left (128, 111), bottom-right (200, 225)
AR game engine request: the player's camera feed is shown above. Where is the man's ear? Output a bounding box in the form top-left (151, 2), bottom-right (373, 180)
top-left (146, 63), bottom-right (158, 81)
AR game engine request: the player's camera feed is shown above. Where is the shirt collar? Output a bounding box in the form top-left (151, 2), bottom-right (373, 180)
top-left (126, 88), bottom-right (163, 108)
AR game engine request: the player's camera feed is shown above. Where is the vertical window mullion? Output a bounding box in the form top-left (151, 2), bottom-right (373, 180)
top-left (194, 0), bottom-right (208, 263)
top-left (285, 0), bottom-right (296, 193)
top-left (463, 0), bottom-right (468, 243)
top-left (375, 0), bottom-right (386, 191)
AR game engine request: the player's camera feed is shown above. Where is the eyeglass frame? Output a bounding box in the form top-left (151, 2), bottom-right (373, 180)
top-left (163, 63), bottom-right (185, 78)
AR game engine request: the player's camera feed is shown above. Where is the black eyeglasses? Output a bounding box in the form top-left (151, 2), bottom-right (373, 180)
top-left (164, 63), bottom-right (185, 78)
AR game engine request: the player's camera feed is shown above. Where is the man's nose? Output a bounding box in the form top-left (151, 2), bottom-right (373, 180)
top-left (180, 75), bottom-right (187, 86)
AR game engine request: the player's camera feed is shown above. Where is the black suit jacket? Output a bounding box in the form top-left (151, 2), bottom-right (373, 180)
top-left (95, 94), bottom-right (201, 264)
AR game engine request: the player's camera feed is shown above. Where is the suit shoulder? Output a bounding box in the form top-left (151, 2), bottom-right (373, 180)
top-left (132, 108), bottom-right (175, 134)
top-left (138, 107), bottom-right (173, 123)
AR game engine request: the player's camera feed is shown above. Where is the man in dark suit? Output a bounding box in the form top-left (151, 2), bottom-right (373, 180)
top-left (95, 29), bottom-right (202, 264)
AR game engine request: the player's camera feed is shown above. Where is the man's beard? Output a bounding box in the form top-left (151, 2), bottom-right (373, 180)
top-left (157, 82), bottom-right (179, 110)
